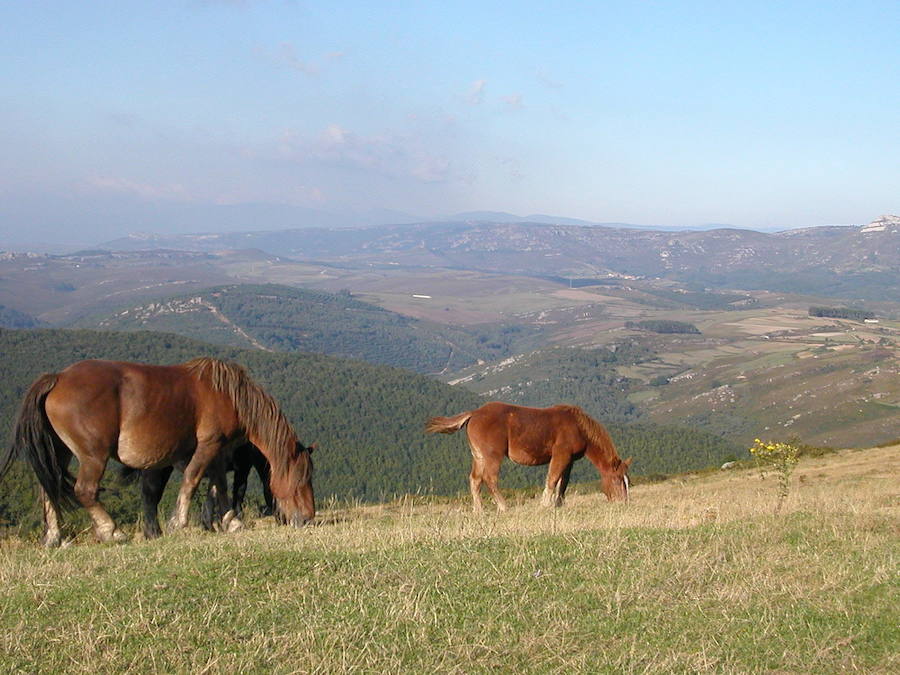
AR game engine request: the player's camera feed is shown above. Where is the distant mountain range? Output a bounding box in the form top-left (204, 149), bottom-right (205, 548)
top-left (100, 216), bottom-right (900, 300)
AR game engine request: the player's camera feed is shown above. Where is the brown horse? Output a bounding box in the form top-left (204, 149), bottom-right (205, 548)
top-left (426, 401), bottom-right (631, 512)
top-left (0, 358), bottom-right (315, 546)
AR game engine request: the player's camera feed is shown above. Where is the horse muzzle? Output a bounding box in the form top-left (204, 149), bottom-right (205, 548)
top-left (289, 513), bottom-right (313, 527)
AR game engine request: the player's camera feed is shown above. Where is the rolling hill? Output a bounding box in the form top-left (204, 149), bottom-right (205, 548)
top-left (74, 283), bottom-right (521, 374)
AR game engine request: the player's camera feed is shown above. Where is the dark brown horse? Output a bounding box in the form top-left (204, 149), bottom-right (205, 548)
top-left (136, 440), bottom-right (312, 539)
top-left (0, 358), bottom-right (315, 546)
top-left (426, 401), bottom-right (631, 512)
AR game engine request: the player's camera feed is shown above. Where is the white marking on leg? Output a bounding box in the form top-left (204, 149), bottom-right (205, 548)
top-left (541, 486), bottom-right (554, 507)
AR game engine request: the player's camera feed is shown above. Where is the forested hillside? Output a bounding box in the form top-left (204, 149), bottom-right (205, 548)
top-left (79, 284), bottom-right (529, 374)
top-left (0, 329), bottom-right (742, 531)
top-left (455, 345), bottom-right (650, 422)
top-left (0, 305), bottom-right (41, 329)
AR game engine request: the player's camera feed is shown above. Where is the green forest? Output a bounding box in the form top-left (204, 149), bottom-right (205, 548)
top-left (0, 328), bottom-right (742, 533)
top-left (625, 319), bottom-right (701, 334)
top-left (808, 306), bottom-right (875, 321)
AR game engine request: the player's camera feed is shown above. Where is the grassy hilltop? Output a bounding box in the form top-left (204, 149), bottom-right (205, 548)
top-left (1, 445), bottom-right (896, 673)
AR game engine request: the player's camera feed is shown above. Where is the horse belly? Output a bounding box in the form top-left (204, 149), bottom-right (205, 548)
top-left (508, 445), bottom-right (551, 466)
top-left (116, 431), bottom-right (194, 469)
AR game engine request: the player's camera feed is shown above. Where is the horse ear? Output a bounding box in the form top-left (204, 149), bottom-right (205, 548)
top-left (308, 442), bottom-right (318, 453)
top-left (623, 457), bottom-right (633, 468)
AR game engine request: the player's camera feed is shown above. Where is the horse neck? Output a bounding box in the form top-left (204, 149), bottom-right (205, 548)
top-left (585, 438), bottom-right (620, 472)
top-left (248, 432), bottom-right (310, 492)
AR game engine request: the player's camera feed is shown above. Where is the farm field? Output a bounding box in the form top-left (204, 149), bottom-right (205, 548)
top-left (1, 444), bottom-right (897, 673)
top-left (457, 300), bottom-right (900, 448)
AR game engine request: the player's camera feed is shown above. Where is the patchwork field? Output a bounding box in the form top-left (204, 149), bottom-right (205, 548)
top-left (1, 444), bottom-right (896, 673)
top-left (3, 249), bottom-right (898, 450)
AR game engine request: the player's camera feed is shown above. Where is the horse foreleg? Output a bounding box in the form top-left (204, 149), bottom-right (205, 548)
top-left (231, 455), bottom-right (252, 520)
top-left (167, 444), bottom-right (217, 532)
top-left (555, 460), bottom-right (574, 507)
top-left (256, 455), bottom-right (274, 516)
top-left (210, 460), bottom-right (243, 534)
top-left (140, 466), bottom-right (173, 539)
top-left (74, 455), bottom-right (127, 543)
top-left (542, 454), bottom-right (573, 508)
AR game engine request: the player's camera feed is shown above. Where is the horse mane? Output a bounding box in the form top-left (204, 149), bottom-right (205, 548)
top-left (558, 405), bottom-right (621, 464)
top-left (183, 358), bottom-right (310, 484)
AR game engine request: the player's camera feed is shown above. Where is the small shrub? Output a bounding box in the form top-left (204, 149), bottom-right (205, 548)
top-left (750, 438), bottom-right (800, 510)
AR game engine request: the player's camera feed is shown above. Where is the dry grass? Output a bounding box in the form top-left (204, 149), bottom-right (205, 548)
top-left (1, 445), bottom-right (897, 673)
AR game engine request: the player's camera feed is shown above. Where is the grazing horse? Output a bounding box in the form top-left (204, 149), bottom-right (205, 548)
top-left (0, 358), bottom-right (315, 546)
top-left (136, 441), bottom-right (303, 539)
top-left (426, 401), bottom-right (631, 512)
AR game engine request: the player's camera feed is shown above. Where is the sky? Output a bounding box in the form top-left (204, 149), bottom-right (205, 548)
top-left (1, 1), bottom-right (898, 247)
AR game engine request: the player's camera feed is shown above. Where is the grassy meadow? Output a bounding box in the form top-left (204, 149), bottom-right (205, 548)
top-left (1, 444), bottom-right (897, 673)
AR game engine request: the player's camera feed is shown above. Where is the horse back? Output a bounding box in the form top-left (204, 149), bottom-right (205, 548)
top-left (470, 402), bottom-right (586, 465)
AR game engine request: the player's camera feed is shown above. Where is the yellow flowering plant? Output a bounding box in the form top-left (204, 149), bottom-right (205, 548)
top-left (749, 438), bottom-right (801, 508)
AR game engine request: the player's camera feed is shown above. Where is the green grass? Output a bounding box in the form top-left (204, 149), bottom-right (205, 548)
top-left (1, 445), bottom-right (897, 674)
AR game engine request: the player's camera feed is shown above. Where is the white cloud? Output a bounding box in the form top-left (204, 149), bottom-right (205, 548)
top-left (501, 94), bottom-right (524, 109)
top-left (271, 124), bottom-right (453, 184)
top-left (466, 79), bottom-right (487, 105)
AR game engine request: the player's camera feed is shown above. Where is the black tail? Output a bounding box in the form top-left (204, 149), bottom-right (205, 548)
top-left (1, 373), bottom-right (77, 511)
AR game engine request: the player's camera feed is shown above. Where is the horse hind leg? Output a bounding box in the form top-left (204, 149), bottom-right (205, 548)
top-left (481, 457), bottom-right (508, 513)
top-left (39, 486), bottom-right (64, 548)
top-left (74, 455), bottom-right (127, 543)
top-left (468, 452), bottom-right (486, 514)
top-left (38, 447), bottom-right (72, 547)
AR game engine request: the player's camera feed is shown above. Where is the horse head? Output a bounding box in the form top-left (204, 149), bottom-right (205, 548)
top-left (273, 440), bottom-right (316, 527)
top-left (601, 457), bottom-right (632, 502)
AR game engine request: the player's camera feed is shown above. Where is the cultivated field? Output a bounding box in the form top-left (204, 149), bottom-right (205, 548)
top-left (1, 444), bottom-right (897, 673)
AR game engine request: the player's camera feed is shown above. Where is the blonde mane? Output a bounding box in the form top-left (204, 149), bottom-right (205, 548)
top-left (183, 358), bottom-right (310, 483)
top-left (558, 405), bottom-right (621, 463)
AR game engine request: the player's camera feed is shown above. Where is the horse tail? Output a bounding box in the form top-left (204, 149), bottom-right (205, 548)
top-left (425, 410), bottom-right (474, 434)
top-left (2, 373), bottom-right (77, 511)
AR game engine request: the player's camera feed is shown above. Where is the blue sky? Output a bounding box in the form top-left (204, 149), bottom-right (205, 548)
top-left (1, 1), bottom-right (898, 245)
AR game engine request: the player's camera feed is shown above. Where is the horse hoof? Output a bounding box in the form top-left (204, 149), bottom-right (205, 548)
top-left (96, 528), bottom-right (129, 544)
top-left (222, 510), bottom-right (244, 533)
top-left (41, 533), bottom-right (62, 548)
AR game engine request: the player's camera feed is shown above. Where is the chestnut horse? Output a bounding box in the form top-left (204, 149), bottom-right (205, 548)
top-left (426, 401), bottom-right (631, 511)
top-left (0, 358), bottom-right (314, 546)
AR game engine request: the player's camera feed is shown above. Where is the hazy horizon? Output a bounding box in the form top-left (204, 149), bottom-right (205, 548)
top-left (1, 1), bottom-right (897, 249)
